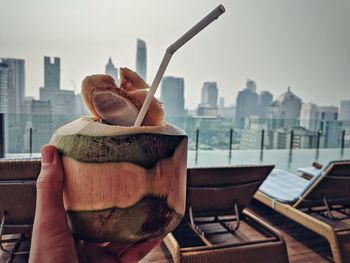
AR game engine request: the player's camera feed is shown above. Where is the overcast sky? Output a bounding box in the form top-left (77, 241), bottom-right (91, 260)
top-left (1, 0), bottom-right (349, 109)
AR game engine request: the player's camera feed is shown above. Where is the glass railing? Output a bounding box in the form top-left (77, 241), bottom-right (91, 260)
top-left (169, 116), bottom-right (350, 152)
top-left (1, 113), bottom-right (350, 171)
top-left (188, 148), bottom-right (350, 172)
top-left (2, 112), bottom-right (80, 154)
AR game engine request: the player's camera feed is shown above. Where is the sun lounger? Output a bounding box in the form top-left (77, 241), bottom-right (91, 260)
top-left (255, 160), bottom-right (350, 263)
top-left (0, 159), bottom-right (41, 256)
top-left (164, 166), bottom-right (289, 263)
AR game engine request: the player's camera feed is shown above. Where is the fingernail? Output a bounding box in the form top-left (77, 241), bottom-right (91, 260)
top-left (41, 145), bottom-right (55, 164)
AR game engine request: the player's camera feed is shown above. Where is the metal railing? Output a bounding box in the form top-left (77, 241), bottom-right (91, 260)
top-left (1, 113), bottom-right (350, 157)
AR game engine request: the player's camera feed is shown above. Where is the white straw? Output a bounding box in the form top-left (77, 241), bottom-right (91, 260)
top-left (134, 5), bottom-right (225, 127)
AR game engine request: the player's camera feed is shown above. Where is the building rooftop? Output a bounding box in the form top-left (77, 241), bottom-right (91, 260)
top-left (273, 87), bottom-right (302, 106)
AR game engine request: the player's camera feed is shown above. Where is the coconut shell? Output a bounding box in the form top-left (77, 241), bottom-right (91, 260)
top-left (50, 117), bottom-right (187, 242)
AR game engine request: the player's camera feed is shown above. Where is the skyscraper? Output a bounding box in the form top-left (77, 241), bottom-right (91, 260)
top-left (40, 56), bottom-right (61, 102)
top-left (105, 57), bottom-right (118, 83)
top-left (201, 82), bottom-right (218, 107)
top-left (300, 103), bottom-right (319, 131)
top-left (0, 58), bottom-right (26, 153)
top-left (235, 79), bottom-right (259, 128)
top-left (136, 39), bottom-right (147, 81)
top-left (258, 91), bottom-right (273, 119)
top-left (44, 56), bottom-right (60, 90)
top-left (340, 100), bottom-right (350, 121)
top-left (40, 56), bottom-right (76, 133)
top-left (318, 106), bottom-right (340, 148)
top-left (0, 63), bottom-right (8, 156)
top-left (0, 58), bottom-right (25, 113)
top-left (0, 63), bottom-right (9, 113)
top-left (160, 76), bottom-right (185, 118)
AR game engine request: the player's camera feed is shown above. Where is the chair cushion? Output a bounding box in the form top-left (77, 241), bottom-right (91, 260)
top-left (259, 169), bottom-right (310, 204)
top-left (260, 160), bottom-right (350, 204)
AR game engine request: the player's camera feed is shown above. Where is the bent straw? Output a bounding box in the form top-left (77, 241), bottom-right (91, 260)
top-left (134, 5), bottom-right (225, 127)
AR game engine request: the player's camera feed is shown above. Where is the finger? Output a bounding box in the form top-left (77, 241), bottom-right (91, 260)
top-left (118, 239), bottom-right (162, 263)
top-left (105, 242), bottom-right (133, 257)
top-left (36, 144), bottom-right (65, 214)
top-left (30, 145), bottom-right (77, 262)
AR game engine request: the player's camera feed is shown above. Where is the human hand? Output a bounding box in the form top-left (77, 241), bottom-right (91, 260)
top-left (29, 145), bottom-right (161, 263)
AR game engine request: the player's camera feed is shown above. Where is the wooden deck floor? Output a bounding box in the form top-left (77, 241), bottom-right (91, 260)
top-left (1, 201), bottom-right (334, 262)
top-left (248, 200), bottom-right (333, 263)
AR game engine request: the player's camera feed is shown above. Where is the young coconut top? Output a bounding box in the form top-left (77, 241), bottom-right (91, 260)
top-left (81, 68), bottom-right (164, 126)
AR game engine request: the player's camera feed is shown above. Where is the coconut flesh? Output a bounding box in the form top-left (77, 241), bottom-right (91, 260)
top-left (50, 68), bottom-right (187, 242)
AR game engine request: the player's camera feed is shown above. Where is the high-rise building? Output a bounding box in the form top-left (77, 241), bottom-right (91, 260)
top-left (268, 127), bottom-right (318, 150)
top-left (52, 90), bottom-right (76, 128)
top-left (44, 56), bottom-right (60, 90)
top-left (40, 56), bottom-right (61, 102)
top-left (136, 39), bottom-right (147, 81)
top-left (239, 116), bottom-right (269, 149)
top-left (201, 82), bottom-right (218, 108)
top-left (258, 91), bottom-right (273, 119)
top-left (318, 106), bottom-right (340, 148)
top-left (40, 56), bottom-right (77, 130)
top-left (1, 58), bottom-right (26, 153)
top-left (160, 76), bottom-right (185, 118)
top-left (235, 79), bottom-right (259, 128)
top-left (30, 100), bottom-right (53, 153)
top-left (197, 82), bottom-right (219, 117)
top-left (0, 62), bottom-right (9, 155)
top-left (340, 100), bottom-right (350, 121)
top-left (270, 87), bottom-right (302, 119)
top-left (266, 87), bottom-right (302, 129)
top-left (0, 63), bottom-right (9, 113)
top-left (300, 103), bottom-right (319, 131)
top-left (299, 104), bottom-right (341, 148)
top-left (105, 57), bottom-right (118, 83)
top-left (0, 58), bottom-right (25, 113)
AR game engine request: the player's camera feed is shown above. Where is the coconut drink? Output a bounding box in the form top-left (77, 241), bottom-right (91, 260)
top-left (50, 68), bottom-right (187, 243)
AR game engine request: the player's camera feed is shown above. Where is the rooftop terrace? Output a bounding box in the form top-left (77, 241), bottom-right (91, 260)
top-left (0, 200), bottom-right (336, 262)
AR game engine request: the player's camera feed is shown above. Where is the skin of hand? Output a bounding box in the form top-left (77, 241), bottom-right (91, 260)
top-left (29, 145), bottom-right (161, 263)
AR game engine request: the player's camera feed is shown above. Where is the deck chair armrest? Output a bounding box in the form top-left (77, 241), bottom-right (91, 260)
top-left (297, 167), bottom-right (321, 179)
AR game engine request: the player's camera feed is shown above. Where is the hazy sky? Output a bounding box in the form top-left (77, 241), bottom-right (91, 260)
top-left (1, 0), bottom-right (349, 109)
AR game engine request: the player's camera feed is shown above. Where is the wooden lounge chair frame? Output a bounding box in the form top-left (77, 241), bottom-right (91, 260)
top-left (0, 159), bottom-right (40, 257)
top-left (255, 161), bottom-right (350, 263)
top-left (164, 166), bottom-right (289, 263)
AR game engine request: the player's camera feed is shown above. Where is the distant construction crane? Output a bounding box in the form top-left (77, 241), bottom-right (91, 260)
top-left (70, 79), bottom-right (79, 94)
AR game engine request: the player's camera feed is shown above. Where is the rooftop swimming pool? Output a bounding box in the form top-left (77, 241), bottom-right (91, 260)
top-left (187, 148), bottom-right (350, 173)
top-left (5, 148), bottom-right (350, 174)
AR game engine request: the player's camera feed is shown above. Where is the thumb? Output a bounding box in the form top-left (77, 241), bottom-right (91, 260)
top-left (36, 144), bottom-right (65, 216)
top-left (30, 145), bottom-right (79, 262)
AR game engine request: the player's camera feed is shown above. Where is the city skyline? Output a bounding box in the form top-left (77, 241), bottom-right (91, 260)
top-left (1, 0), bottom-right (349, 109)
top-left (1, 53), bottom-right (349, 153)
top-left (1, 54), bottom-right (349, 113)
